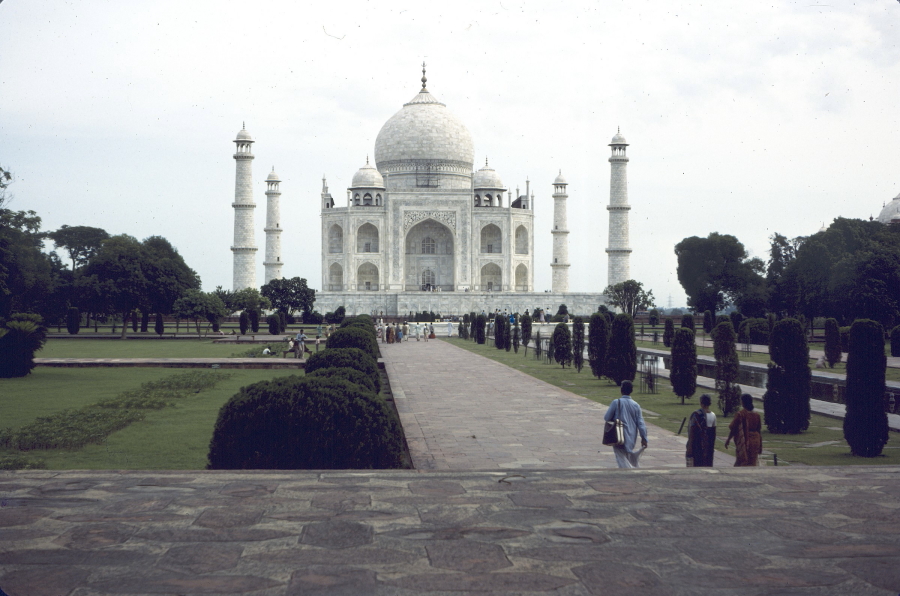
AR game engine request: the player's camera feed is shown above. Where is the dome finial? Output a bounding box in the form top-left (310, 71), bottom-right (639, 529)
top-left (366, 155), bottom-right (369, 165)
top-left (485, 157), bottom-right (489, 167)
top-left (421, 61), bottom-right (428, 91)
top-left (243, 121), bottom-right (246, 130)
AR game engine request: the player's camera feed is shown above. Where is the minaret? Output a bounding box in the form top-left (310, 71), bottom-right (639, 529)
top-left (263, 167), bottom-right (283, 284)
top-left (232, 123), bottom-right (257, 291)
top-left (606, 128), bottom-right (632, 288)
top-left (551, 171), bottom-right (570, 292)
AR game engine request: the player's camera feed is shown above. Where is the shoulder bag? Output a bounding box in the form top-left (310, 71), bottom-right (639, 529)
top-left (603, 400), bottom-right (625, 446)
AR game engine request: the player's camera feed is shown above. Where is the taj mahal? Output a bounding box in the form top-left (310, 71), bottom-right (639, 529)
top-left (229, 67), bottom-right (632, 317)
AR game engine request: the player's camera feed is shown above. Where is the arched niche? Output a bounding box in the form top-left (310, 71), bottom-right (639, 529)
top-left (357, 223), bottom-right (379, 253)
top-left (357, 262), bottom-right (379, 291)
top-left (515, 225), bottom-right (529, 254)
top-left (481, 223), bottom-right (502, 254)
top-left (405, 218), bottom-right (454, 291)
top-left (515, 263), bottom-right (528, 291)
top-left (328, 224), bottom-right (343, 254)
top-left (329, 262), bottom-right (343, 291)
top-left (363, 192), bottom-right (373, 206)
top-left (481, 263), bottom-right (502, 291)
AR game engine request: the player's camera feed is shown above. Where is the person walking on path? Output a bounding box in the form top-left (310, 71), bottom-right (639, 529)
top-left (413, 322), bottom-right (421, 341)
top-left (402, 322), bottom-right (409, 342)
top-left (725, 393), bottom-right (763, 466)
top-left (686, 394), bottom-right (716, 466)
top-left (603, 380), bottom-right (648, 468)
top-left (447, 320), bottom-right (453, 337)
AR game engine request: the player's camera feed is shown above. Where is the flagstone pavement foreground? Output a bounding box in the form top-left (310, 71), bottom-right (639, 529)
top-left (381, 339), bottom-right (735, 469)
top-left (1, 468), bottom-right (899, 595)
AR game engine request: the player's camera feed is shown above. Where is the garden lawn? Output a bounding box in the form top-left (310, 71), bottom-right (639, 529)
top-left (445, 337), bottom-right (899, 467)
top-left (0, 367), bottom-right (302, 469)
top-left (37, 338), bottom-right (285, 359)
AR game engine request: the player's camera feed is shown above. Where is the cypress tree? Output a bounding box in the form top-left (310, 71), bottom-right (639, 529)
top-left (729, 311), bottom-right (743, 332)
top-left (843, 319), bottom-right (890, 457)
top-left (534, 330), bottom-right (542, 359)
top-left (239, 311), bottom-right (250, 335)
top-left (155, 312), bottom-right (165, 337)
top-left (572, 317), bottom-right (585, 372)
top-left (825, 318), bottom-right (842, 367)
top-left (475, 314), bottom-right (486, 344)
top-left (663, 318), bottom-right (675, 348)
top-left (278, 311), bottom-right (287, 334)
top-left (891, 325), bottom-right (900, 358)
top-left (703, 310), bottom-right (713, 334)
top-left (547, 331), bottom-right (556, 365)
top-left (141, 310), bottom-right (149, 333)
top-left (267, 314), bottom-right (280, 335)
top-left (671, 327), bottom-right (697, 404)
top-left (66, 307), bottom-right (80, 335)
top-left (588, 313), bottom-right (609, 380)
top-left (504, 318), bottom-right (512, 352)
top-left (131, 310), bottom-right (139, 332)
top-left (607, 313), bottom-right (637, 386)
top-left (648, 308), bottom-right (660, 327)
top-left (521, 313), bottom-right (533, 355)
top-left (681, 314), bottom-right (695, 331)
top-left (764, 318), bottom-right (811, 433)
top-left (512, 321), bottom-right (520, 353)
top-left (249, 309), bottom-right (260, 333)
top-left (552, 322), bottom-right (572, 368)
top-left (712, 320), bottom-right (741, 416)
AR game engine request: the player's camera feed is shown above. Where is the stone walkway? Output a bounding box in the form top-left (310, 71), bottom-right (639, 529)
top-left (381, 339), bottom-right (734, 470)
top-left (1, 467), bottom-right (899, 595)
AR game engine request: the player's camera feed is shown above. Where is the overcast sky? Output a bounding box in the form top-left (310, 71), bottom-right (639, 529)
top-left (2, 1), bottom-right (898, 308)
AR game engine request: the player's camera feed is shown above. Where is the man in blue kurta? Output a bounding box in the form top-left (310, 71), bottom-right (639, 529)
top-left (603, 380), bottom-right (648, 468)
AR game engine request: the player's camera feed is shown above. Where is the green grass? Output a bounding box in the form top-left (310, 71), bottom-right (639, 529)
top-left (445, 337), bottom-right (899, 467)
top-left (0, 367), bottom-right (302, 469)
top-left (37, 338), bottom-right (287, 359)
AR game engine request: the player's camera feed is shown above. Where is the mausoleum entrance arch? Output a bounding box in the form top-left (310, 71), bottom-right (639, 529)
top-left (405, 218), bottom-right (454, 291)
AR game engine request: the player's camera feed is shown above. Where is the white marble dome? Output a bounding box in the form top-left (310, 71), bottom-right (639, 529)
top-left (266, 168), bottom-right (279, 181)
top-left (474, 160), bottom-right (503, 189)
top-left (351, 159), bottom-right (385, 188)
top-left (610, 130), bottom-right (627, 145)
top-left (236, 127), bottom-right (253, 141)
top-left (554, 171), bottom-right (567, 185)
top-left (877, 192), bottom-right (900, 224)
top-left (374, 89), bottom-right (475, 169)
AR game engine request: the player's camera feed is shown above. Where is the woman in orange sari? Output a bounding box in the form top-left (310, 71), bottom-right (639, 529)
top-left (724, 393), bottom-right (763, 466)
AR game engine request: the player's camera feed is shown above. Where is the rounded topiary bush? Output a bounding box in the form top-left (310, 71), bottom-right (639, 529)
top-left (207, 375), bottom-right (404, 469)
top-left (305, 347), bottom-right (379, 393)
top-left (305, 365), bottom-right (377, 393)
top-left (326, 326), bottom-right (379, 360)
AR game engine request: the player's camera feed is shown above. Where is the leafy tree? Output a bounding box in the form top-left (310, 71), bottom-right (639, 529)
top-left (663, 318), bottom-right (675, 348)
top-left (66, 306), bottom-right (80, 335)
top-left (521, 313), bottom-right (533, 355)
top-left (556, 304), bottom-right (569, 317)
top-left (729, 311), bottom-right (744, 332)
top-left (763, 318), bottom-right (811, 434)
top-left (607, 313), bottom-right (637, 386)
top-left (0, 208), bottom-right (53, 319)
top-left (603, 279), bottom-right (655, 318)
top-left (261, 277), bottom-right (316, 319)
top-left (670, 327), bottom-right (697, 404)
top-left (766, 232), bottom-right (802, 317)
top-left (552, 322), bottom-right (573, 368)
top-left (825, 318), bottom-right (842, 366)
top-left (892, 325), bottom-right (900, 358)
top-left (172, 289), bottom-right (228, 337)
top-left (0, 315), bottom-right (47, 378)
top-left (47, 225), bottom-right (110, 271)
top-left (142, 236), bottom-right (200, 316)
top-left (702, 310), bottom-right (713, 334)
top-left (588, 313), bottom-right (609, 380)
top-left (712, 321), bottom-right (741, 416)
top-left (675, 232), bottom-right (766, 315)
top-left (843, 319), bottom-right (890, 457)
top-left (155, 312), bottom-right (165, 337)
top-left (572, 317), bottom-right (585, 372)
top-left (648, 308), bottom-right (660, 327)
top-left (475, 314), bottom-right (486, 344)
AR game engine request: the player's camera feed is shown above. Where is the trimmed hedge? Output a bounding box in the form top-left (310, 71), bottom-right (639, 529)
top-left (305, 366), bottom-right (377, 394)
top-left (739, 317), bottom-right (770, 345)
top-left (207, 375), bottom-right (403, 469)
top-left (305, 347), bottom-right (380, 393)
top-left (326, 326), bottom-right (379, 360)
top-left (843, 319), bottom-right (889, 457)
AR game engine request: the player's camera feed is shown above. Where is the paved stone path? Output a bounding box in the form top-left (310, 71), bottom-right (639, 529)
top-left (381, 339), bottom-right (734, 470)
top-left (2, 467), bottom-right (899, 595)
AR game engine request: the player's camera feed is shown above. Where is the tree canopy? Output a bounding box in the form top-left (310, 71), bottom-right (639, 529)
top-left (261, 277), bottom-right (315, 317)
top-left (48, 225), bottom-right (110, 271)
top-left (603, 279), bottom-right (655, 318)
top-left (675, 232), bottom-right (765, 315)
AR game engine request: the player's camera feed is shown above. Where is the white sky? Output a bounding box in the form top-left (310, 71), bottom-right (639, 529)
top-left (2, 1), bottom-right (898, 309)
